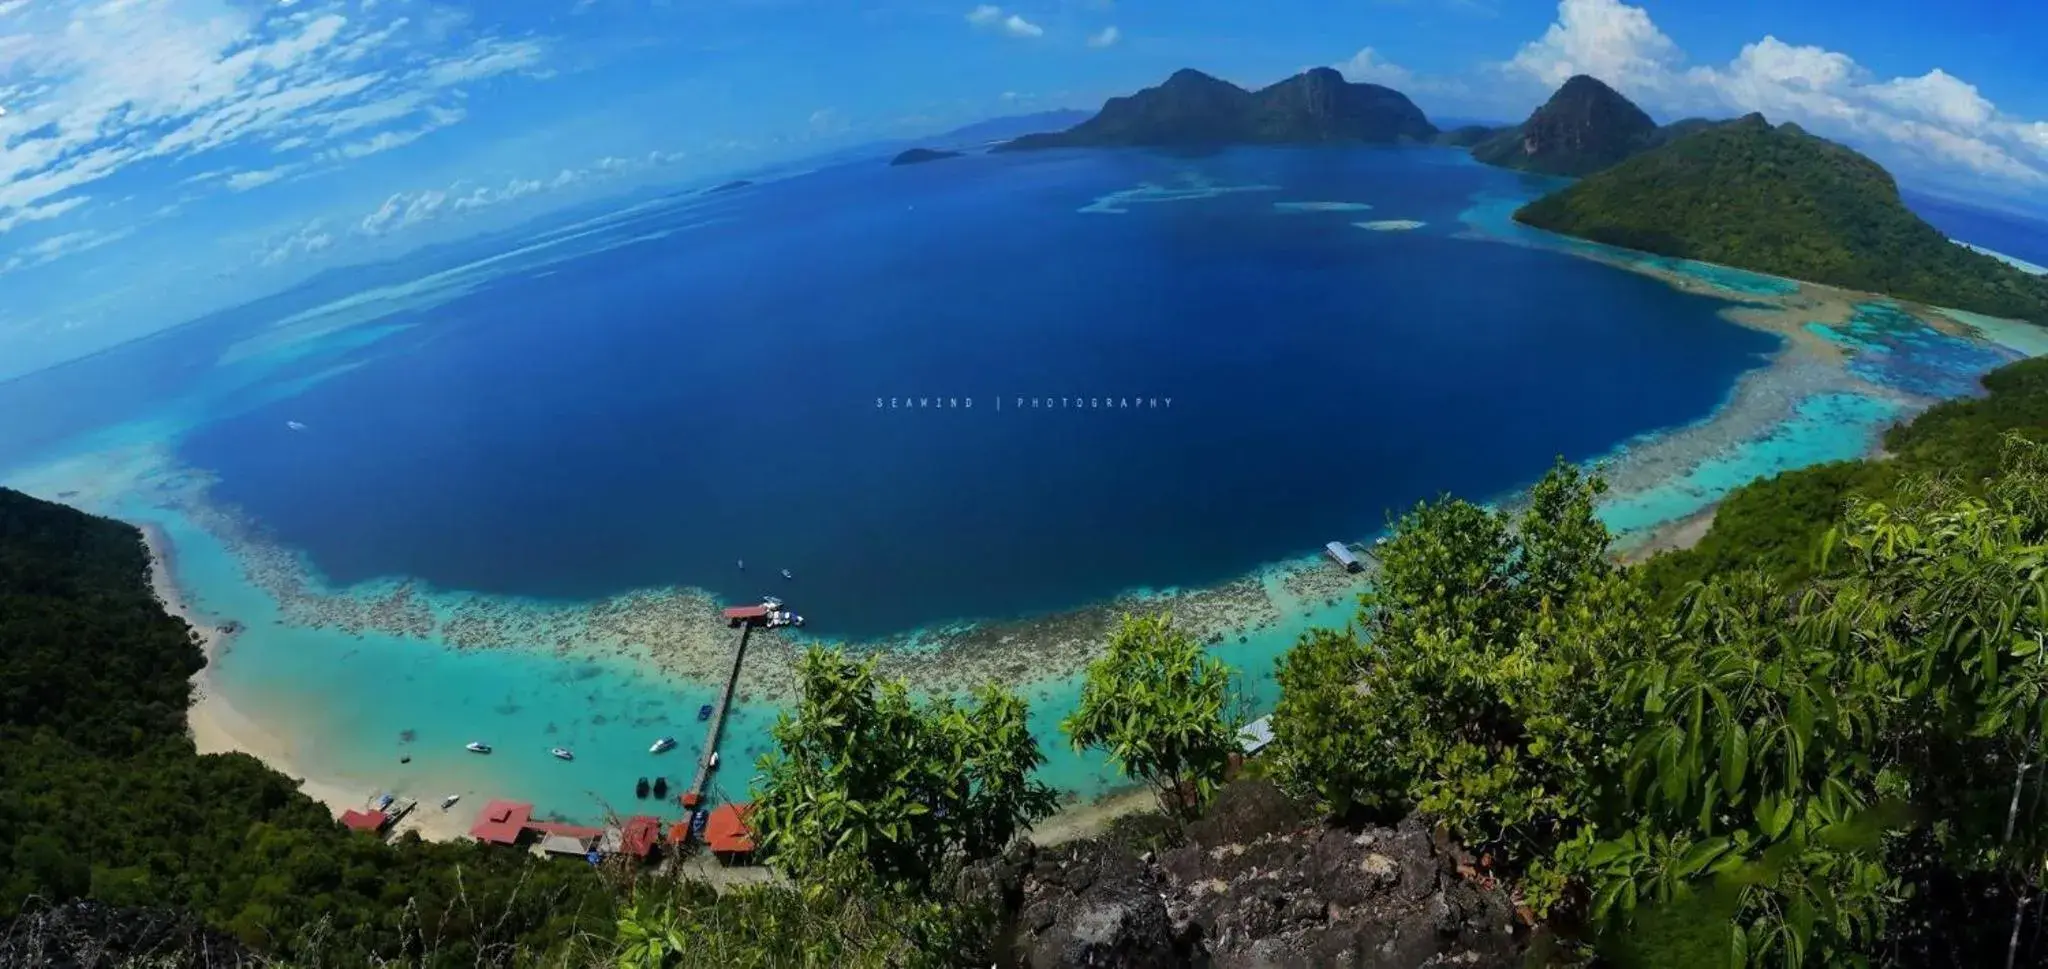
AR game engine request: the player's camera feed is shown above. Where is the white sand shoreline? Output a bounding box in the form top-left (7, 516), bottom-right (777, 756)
top-left (145, 522), bottom-right (474, 843)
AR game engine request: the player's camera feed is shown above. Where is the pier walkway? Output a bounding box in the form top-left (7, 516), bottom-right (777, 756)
top-left (685, 620), bottom-right (752, 808)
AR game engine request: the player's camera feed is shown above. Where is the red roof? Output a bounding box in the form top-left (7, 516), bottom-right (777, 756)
top-left (723, 604), bottom-right (771, 620)
top-left (469, 800), bottom-right (534, 845)
top-left (620, 815), bottom-right (662, 857)
top-left (339, 809), bottom-right (387, 834)
top-left (704, 803), bottom-right (756, 854)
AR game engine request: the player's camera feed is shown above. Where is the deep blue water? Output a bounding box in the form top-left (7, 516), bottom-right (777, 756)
top-left (1906, 191), bottom-right (2048, 267)
top-left (7, 148), bottom-right (1780, 638)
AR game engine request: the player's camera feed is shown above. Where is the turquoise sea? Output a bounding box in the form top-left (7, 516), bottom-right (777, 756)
top-left (1, 145), bottom-right (2038, 823)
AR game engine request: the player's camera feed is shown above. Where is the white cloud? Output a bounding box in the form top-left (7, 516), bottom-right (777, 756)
top-left (0, 224), bottom-right (132, 273)
top-left (1506, 0), bottom-right (1679, 95)
top-left (1337, 47), bottom-right (1414, 87)
top-left (1086, 26), bottom-right (1119, 49)
top-left (423, 37), bottom-right (546, 87)
top-left (0, 194), bottom-right (88, 233)
top-left (967, 5), bottom-right (1041, 38)
top-left (225, 166), bottom-right (292, 191)
top-left (259, 218), bottom-right (333, 265)
top-left (1499, 0), bottom-right (2048, 189)
top-left (0, 1), bottom-right (556, 235)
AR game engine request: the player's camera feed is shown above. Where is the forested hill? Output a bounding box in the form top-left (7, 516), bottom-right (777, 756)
top-left (0, 487), bottom-right (617, 966)
top-left (1513, 114), bottom-right (2048, 321)
top-left (995, 67), bottom-right (1437, 150)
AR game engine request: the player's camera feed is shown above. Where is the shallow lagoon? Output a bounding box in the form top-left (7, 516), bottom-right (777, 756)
top-left (1, 146), bottom-right (2034, 820)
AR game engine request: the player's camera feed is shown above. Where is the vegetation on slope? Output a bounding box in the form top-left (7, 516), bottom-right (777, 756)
top-left (0, 489), bottom-right (622, 964)
top-left (1270, 355), bottom-right (2048, 967)
top-left (1514, 114), bottom-right (2048, 321)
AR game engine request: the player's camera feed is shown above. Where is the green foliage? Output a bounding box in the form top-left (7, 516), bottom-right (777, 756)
top-left (1272, 459), bottom-right (1652, 911)
top-left (751, 648), bottom-right (1058, 891)
top-left (1273, 365), bottom-right (2048, 965)
top-left (1063, 613), bottom-right (1241, 821)
top-left (1638, 461), bottom-right (1881, 604)
top-left (0, 489), bottom-right (619, 966)
top-left (608, 877), bottom-right (992, 969)
top-left (1514, 115), bottom-right (2048, 322)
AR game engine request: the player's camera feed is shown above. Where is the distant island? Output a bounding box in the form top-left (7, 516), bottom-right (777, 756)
top-left (889, 148), bottom-right (962, 166)
top-left (1513, 113), bottom-right (2048, 321)
top-left (1471, 75), bottom-right (1715, 177)
top-left (993, 67), bottom-right (1437, 151)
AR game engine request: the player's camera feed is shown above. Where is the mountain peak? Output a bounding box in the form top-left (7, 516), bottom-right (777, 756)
top-left (1470, 74), bottom-right (1658, 177)
top-left (994, 66), bottom-right (1435, 151)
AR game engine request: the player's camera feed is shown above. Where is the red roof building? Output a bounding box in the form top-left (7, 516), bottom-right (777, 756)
top-left (620, 815), bottom-right (662, 858)
top-left (704, 803), bottom-right (757, 856)
top-left (469, 800), bottom-right (534, 845)
top-left (339, 809), bottom-right (388, 834)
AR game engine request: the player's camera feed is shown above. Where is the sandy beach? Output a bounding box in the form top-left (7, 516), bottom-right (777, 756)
top-left (146, 523), bottom-right (476, 843)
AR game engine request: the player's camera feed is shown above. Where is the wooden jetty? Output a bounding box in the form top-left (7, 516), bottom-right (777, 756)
top-left (684, 619), bottom-right (754, 808)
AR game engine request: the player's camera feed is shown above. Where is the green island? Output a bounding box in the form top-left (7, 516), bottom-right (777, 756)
top-left (994, 67), bottom-right (1437, 151)
top-left (7, 356), bottom-right (2048, 965)
top-left (1511, 113), bottom-right (2048, 321)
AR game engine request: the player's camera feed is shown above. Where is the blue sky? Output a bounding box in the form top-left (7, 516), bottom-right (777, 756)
top-left (1, 0), bottom-right (2044, 379)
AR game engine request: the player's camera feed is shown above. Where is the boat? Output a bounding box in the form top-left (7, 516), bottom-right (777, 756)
top-left (635, 777), bottom-right (650, 799)
top-left (652, 777), bottom-right (669, 798)
top-left (551, 747), bottom-right (574, 761)
top-left (760, 596), bottom-right (784, 608)
top-left (286, 420), bottom-right (307, 431)
top-left (650, 736), bottom-right (677, 754)
top-left (440, 794), bottom-right (461, 810)
top-left (373, 793), bottom-right (394, 811)
top-left (697, 703), bottom-right (714, 721)
top-left (465, 741), bottom-right (492, 754)
top-left (781, 569), bottom-right (793, 580)
top-left (738, 559), bottom-right (744, 570)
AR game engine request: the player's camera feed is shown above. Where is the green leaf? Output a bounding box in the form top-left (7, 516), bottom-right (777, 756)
top-left (1722, 721), bottom-right (1749, 800)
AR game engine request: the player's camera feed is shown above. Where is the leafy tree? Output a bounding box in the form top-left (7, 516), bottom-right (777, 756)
top-left (750, 647), bottom-right (1058, 891)
top-left (1272, 460), bottom-right (1650, 910)
top-left (1063, 612), bottom-right (1241, 822)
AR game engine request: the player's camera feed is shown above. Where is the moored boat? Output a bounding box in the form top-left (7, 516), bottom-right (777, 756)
top-left (635, 777), bottom-right (650, 799)
top-left (781, 569), bottom-right (793, 580)
top-left (465, 741), bottom-right (492, 754)
top-left (650, 736), bottom-right (677, 754)
top-left (440, 794), bottom-right (461, 810)
top-left (551, 747), bottom-right (574, 761)
top-left (652, 777), bottom-right (669, 799)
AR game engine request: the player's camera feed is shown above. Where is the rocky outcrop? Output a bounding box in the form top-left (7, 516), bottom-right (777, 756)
top-left (1472, 74), bottom-right (1659, 177)
top-left (1006, 781), bottom-right (1525, 968)
top-left (0, 900), bottom-right (261, 969)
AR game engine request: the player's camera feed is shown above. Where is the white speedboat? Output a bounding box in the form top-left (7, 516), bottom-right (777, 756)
top-left (760, 596), bottom-right (784, 608)
top-left (286, 420), bottom-right (307, 431)
top-left (440, 794), bottom-right (462, 810)
top-left (551, 747), bottom-right (574, 761)
top-left (465, 741), bottom-right (492, 754)
top-left (650, 736), bottom-right (677, 754)
top-left (781, 569), bottom-right (793, 580)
